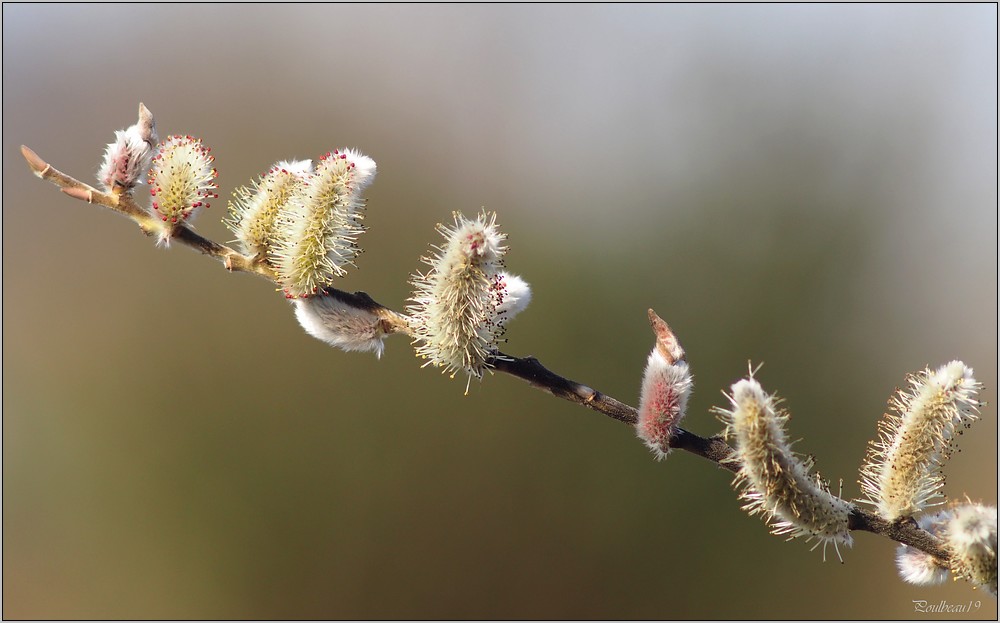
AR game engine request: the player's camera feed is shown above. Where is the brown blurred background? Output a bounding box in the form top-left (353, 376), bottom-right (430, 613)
top-left (3, 4), bottom-right (997, 619)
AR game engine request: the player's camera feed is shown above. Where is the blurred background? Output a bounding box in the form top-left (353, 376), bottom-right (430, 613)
top-left (3, 4), bottom-right (997, 619)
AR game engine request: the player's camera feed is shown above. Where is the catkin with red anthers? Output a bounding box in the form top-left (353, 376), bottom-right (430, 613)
top-left (147, 135), bottom-right (219, 244)
top-left (407, 211), bottom-right (531, 391)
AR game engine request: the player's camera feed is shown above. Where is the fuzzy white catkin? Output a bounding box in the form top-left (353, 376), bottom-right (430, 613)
top-left (719, 377), bottom-right (853, 559)
top-left (495, 273), bottom-right (532, 321)
top-left (293, 292), bottom-right (387, 358)
top-left (860, 361), bottom-right (981, 521)
top-left (896, 511), bottom-right (952, 586)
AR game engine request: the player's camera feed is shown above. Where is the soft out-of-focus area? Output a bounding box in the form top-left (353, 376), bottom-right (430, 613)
top-left (3, 4), bottom-right (996, 619)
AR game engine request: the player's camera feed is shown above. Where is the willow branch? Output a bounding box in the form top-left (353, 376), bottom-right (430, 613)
top-left (21, 144), bottom-right (410, 333)
top-left (21, 145), bottom-right (276, 281)
top-left (489, 353), bottom-right (639, 425)
top-left (490, 351), bottom-right (952, 562)
top-left (21, 144), bottom-right (956, 568)
top-left (850, 510), bottom-right (951, 560)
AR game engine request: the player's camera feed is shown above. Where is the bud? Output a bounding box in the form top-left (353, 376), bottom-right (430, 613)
top-left (946, 503), bottom-right (998, 596)
top-left (97, 103), bottom-right (158, 194)
top-left (860, 361), bottom-right (981, 521)
top-left (717, 374), bottom-right (853, 559)
top-left (270, 149), bottom-right (376, 298)
top-left (147, 135), bottom-right (219, 244)
top-left (407, 211), bottom-right (530, 391)
top-left (635, 309), bottom-right (693, 459)
top-left (293, 287), bottom-right (390, 358)
top-left (226, 160), bottom-right (312, 259)
top-left (895, 510), bottom-right (952, 586)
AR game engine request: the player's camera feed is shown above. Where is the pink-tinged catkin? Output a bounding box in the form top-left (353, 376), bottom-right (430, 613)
top-left (635, 310), bottom-right (692, 459)
top-left (97, 103), bottom-right (157, 194)
top-left (407, 211), bottom-right (531, 391)
top-left (717, 375), bottom-right (853, 560)
top-left (226, 160), bottom-right (312, 260)
top-left (147, 135), bottom-right (218, 244)
top-left (945, 503), bottom-right (998, 596)
top-left (860, 361), bottom-right (981, 521)
top-left (270, 149), bottom-right (376, 298)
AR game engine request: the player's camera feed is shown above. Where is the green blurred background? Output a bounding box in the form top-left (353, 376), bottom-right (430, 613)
top-left (3, 4), bottom-right (997, 619)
